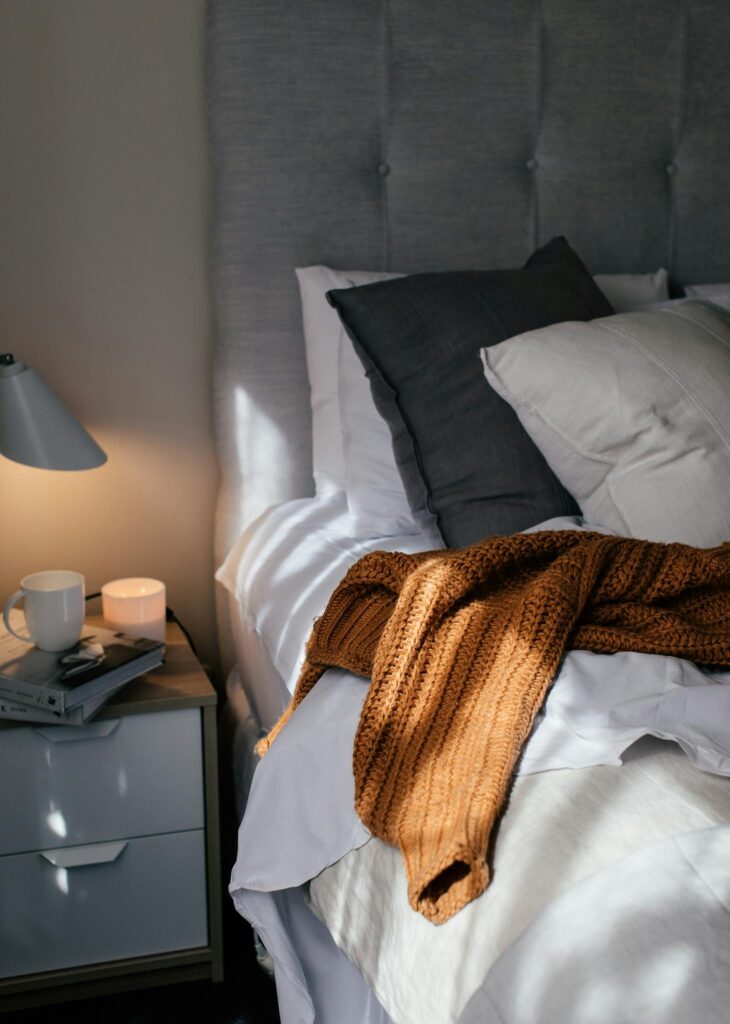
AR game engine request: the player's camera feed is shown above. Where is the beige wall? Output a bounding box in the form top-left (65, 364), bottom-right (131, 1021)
top-left (0, 1), bottom-right (219, 675)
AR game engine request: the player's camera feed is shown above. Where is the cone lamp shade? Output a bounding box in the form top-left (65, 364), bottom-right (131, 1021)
top-left (0, 354), bottom-right (107, 471)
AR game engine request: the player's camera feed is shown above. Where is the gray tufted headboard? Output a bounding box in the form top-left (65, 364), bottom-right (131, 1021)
top-left (206, 0), bottom-right (730, 609)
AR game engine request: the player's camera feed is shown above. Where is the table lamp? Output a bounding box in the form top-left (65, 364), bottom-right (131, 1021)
top-left (0, 353), bottom-right (106, 470)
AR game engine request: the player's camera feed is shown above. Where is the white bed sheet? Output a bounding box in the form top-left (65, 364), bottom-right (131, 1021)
top-left (215, 493), bottom-right (444, 730)
top-left (222, 667), bottom-right (263, 822)
top-left (233, 672), bottom-right (730, 1024)
top-left (223, 500), bottom-right (730, 1022)
top-left (309, 738), bottom-right (730, 1024)
top-left (218, 497), bottom-right (730, 776)
top-left (461, 824), bottom-right (730, 1024)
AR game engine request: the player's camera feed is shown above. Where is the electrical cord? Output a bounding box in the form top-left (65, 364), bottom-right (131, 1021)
top-left (84, 592), bottom-right (199, 658)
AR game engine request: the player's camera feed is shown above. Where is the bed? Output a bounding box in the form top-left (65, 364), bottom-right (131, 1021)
top-left (205, 2), bottom-right (730, 1021)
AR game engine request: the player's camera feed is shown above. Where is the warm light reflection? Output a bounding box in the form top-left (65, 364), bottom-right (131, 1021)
top-left (233, 384), bottom-right (295, 525)
top-left (47, 808), bottom-right (67, 838)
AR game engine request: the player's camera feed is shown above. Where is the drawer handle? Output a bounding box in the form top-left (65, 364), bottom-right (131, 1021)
top-left (40, 840), bottom-right (128, 869)
top-left (35, 719), bottom-right (120, 743)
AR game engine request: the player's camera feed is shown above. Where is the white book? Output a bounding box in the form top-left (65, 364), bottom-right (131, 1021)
top-left (0, 680), bottom-right (128, 726)
top-left (0, 623), bottom-right (164, 714)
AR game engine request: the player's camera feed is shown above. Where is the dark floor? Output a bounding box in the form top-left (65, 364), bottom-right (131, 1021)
top-left (3, 923), bottom-right (280, 1024)
top-left (4, 974), bottom-right (279, 1024)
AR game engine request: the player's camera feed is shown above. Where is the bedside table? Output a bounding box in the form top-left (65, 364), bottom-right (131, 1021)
top-left (0, 621), bottom-right (224, 1011)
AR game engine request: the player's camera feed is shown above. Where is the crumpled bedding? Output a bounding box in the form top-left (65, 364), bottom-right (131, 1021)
top-left (459, 825), bottom-right (730, 1024)
top-left (228, 514), bottom-right (730, 1023)
top-left (231, 654), bottom-right (730, 1023)
top-left (309, 737), bottom-right (730, 1024)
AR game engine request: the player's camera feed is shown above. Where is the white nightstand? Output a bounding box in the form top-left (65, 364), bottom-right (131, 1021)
top-left (0, 621), bottom-right (223, 1011)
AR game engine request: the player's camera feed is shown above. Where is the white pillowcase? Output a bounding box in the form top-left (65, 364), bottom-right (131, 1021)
top-left (297, 265), bottom-right (671, 536)
top-left (296, 265), bottom-right (418, 536)
top-left (296, 267), bottom-right (348, 495)
top-left (481, 302), bottom-right (730, 547)
top-left (684, 282), bottom-right (730, 310)
top-left (593, 268), bottom-right (669, 312)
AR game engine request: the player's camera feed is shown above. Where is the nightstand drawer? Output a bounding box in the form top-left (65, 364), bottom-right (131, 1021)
top-left (0, 829), bottom-right (208, 978)
top-left (0, 709), bottom-right (204, 856)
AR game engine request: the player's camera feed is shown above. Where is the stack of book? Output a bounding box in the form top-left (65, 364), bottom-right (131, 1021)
top-left (0, 623), bottom-right (165, 725)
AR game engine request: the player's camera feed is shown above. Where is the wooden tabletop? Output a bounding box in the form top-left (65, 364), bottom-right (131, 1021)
top-left (94, 618), bottom-right (216, 718)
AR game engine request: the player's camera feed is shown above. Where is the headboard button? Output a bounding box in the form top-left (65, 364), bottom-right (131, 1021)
top-left (377, 163), bottom-right (391, 177)
top-left (666, 162), bottom-right (677, 175)
top-left (526, 157), bottom-right (538, 171)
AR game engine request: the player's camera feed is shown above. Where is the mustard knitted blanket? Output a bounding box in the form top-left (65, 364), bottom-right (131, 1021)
top-left (259, 531), bottom-right (730, 923)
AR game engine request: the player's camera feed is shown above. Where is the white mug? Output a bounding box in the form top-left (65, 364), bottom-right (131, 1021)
top-left (3, 571), bottom-right (85, 652)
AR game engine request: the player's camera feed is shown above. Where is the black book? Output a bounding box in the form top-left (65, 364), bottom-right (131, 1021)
top-left (0, 624), bottom-right (164, 714)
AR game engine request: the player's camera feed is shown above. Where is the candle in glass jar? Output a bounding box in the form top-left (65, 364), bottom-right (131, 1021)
top-left (101, 578), bottom-right (166, 643)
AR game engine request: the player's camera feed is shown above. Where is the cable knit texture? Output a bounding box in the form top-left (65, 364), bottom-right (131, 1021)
top-left (258, 531), bottom-right (730, 923)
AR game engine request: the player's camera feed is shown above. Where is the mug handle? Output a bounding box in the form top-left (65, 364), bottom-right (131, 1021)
top-left (3, 591), bottom-right (33, 644)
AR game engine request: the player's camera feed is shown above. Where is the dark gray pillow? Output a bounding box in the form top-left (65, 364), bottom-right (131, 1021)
top-left (327, 237), bottom-right (614, 547)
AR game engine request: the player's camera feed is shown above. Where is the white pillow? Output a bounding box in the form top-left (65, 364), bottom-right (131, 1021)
top-left (296, 265), bottom-right (418, 536)
top-left (297, 265), bottom-right (669, 529)
top-left (296, 267), bottom-right (347, 495)
top-left (684, 282), bottom-right (730, 310)
top-left (481, 302), bottom-right (730, 547)
top-left (593, 268), bottom-right (669, 312)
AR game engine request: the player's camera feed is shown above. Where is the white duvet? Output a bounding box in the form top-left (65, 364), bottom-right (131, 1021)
top-left (232, 657), bottom-right (730, 1024)
top-left (226, 507), bottom-right (730, 1023)
top-left (309, 736), bottom-right (730, 1024)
